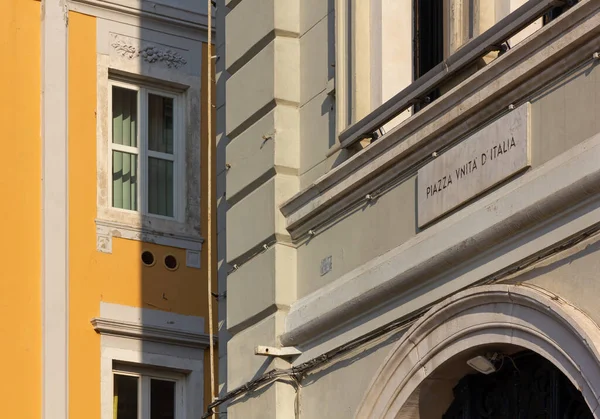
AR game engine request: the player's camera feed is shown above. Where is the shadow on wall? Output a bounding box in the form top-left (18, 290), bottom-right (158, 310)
top-left (68, 6), bottom-right (216, 419)
top-left (114, 22), bottom-right (217, 417)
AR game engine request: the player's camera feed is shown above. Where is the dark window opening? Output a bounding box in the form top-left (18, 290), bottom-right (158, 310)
top-left (544, 0), bottom-right (579, 25)
top-left (414, 0), bottom-right (443, 113)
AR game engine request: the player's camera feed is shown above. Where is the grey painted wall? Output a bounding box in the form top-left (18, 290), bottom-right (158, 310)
top-left (296, 226), bottom-right (600, 418)
top-left (219, 0), bottom-right (600, 416)
top-left (503, 228), bottom-right (600, 327)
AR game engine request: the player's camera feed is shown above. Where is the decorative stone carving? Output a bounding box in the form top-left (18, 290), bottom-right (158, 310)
top-left (111, 37), bottom-right (187, 69)
top-left (96, 232), bottom-right (112, 254)
top-left (186, 250), bottom-right (201, 269)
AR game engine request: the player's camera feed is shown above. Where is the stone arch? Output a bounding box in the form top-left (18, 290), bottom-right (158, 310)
top-left (355, 284), bottom-right (600, 418)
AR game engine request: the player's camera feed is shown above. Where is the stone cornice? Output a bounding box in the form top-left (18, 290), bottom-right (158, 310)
top-left (280, 0), bottom-right (600, 240)
top-left (68, 0), bottom-right (214, 34)
top-left (281, 132), bottom-right (600, 350)
top-left (91, 317), bottom-right (214, 348)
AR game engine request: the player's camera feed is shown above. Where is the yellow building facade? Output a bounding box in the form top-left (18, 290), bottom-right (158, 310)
top-left (0, 1), bottom-right (216, 418)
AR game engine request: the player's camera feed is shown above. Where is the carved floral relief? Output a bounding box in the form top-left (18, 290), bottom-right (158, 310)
top-left (111, 36), bottom-right (188, 69)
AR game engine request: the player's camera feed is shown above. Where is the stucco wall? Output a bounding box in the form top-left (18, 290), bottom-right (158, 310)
top-left (0, 1), bottom-right (41, 417)
top-left (503, 229), bottom-right (600, 327)
top-left (68, 11), bottom-right (216, 416)
top-left (221, 1), bottom-right (600, 417)
top-left (295, 227), bottom-right (600, 418)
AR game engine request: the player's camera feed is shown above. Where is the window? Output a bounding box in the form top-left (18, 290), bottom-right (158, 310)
top-left (415, 0), bottom-right (443, 80)
top-left (96, 302), bottom-right (206, 419)
top-left (110, 80), bottom-right (182, 219)
top-left (543, 0), bottom-right (579, 25)
top-left (414, 0), bottom-right (444, 113)
top-left (113, 364), bottom-right (185, 419)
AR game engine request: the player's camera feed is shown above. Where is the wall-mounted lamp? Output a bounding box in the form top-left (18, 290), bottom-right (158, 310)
top-left (467, 355), bottom-right (497, 375)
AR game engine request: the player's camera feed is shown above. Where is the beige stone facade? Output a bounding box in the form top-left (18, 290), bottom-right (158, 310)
top-left (216, 0), bottom-right (600, 417)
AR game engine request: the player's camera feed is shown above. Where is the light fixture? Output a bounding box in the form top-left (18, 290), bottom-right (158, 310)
top-left (467, 355), bottom-right (497, 375)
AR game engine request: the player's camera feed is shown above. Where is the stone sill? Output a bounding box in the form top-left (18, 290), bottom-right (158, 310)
top-left (280, 0), bottom-right (600, 241)
top-left (95, 217), bottom-right (204, 254)
top-left (92, 317), bottom-right (213, 348)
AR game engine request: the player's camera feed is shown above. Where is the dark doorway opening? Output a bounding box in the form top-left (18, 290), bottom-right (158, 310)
top-left (443, 351), bottom-right (592, 418)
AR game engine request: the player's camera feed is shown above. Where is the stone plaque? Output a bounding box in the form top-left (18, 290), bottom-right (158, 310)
top-left (418, 102), bottom-right (531, 227)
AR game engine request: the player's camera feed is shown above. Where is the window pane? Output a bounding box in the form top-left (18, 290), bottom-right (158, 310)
top-left (113, 151), bottom-right (138, 211)
top-left (148, 94), bottom-right (174, 154)
top-left (150, 379), bottom-right (176, 419)
top-left (114, 374), bottom-right (139, 419)
top-left (112, 86), bottom-right (138, 147)
top-left (148, 157), bottom-right (173, 217)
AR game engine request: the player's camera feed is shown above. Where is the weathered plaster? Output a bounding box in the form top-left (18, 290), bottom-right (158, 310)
top-left (95, 17), bottom-right (204, 250)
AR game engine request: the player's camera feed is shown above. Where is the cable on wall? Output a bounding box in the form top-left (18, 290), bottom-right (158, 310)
top-left (206, 0), bottom-right (217, 416)
top-left (203, 221), bottom-right (600, 418)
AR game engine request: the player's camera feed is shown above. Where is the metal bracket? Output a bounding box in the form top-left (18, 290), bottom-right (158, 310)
top-left (255, 345), bottom-right (302, 358)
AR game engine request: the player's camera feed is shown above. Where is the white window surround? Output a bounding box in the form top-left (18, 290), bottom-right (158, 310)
top-left (95, 18), bottom-right (204, 253)
top-left (93, 302), bottom-right (208, 419)
top-left (99, 73), bottom-right (190, 239)
top-left (68, 0), bottom-right (213, 36)
top-left (108, 79), bottom-right (185, 222)
top-left (113, 364), bottom-right (185, 419)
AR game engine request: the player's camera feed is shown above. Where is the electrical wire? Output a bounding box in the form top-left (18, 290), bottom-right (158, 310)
top-left (203, 223), bottom-right (600, 418)
top-left (206, 0), bottom-right (216, 416)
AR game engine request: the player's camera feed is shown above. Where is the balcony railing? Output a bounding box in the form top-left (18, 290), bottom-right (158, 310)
top-left (339, 0), bottom-right (565, 149)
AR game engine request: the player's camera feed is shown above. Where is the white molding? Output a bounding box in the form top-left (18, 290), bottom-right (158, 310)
top-left (111, 38), bottom-right (188, 68)
top-left (281, 0), bottom-right (600, 240)
top-left (281, 131), bottom-right (600, 351)
top-left (100, 344), bottom-right (204, 419)
top-left (112, 365), bottom-right (186, 419)
top-left (95, 218), bottom-right (204, 252)
top-left (355, 285), bottom-right (600, 417)
top-left (92, 318), bottom-right (212, 348)
top-left (97, 302), bottom-right (207, 419)
top-left (107, 79), bottom-right (186, 222)
top-left (335, 0), bottom-right (350, 133)
top-left (42, 0), bottom-right (69, 418)
top-left (68, 0), bottom-right (213, 37)
top-left (95, 15), bottom-right (204, 250)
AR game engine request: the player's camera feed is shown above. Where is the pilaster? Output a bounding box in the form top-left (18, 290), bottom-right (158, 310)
top-left (220, 0), bottom-right (300, 416)
top-left (41, 1), bottom-right (69, 418)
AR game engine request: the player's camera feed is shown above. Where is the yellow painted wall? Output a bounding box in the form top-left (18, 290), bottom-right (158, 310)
top-left (0, 1), bottom-right (41, 418)
top-left (68, 10), bottom-right (217, 417)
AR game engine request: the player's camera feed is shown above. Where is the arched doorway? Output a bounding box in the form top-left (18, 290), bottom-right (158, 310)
top-left (355, 285), bottom-right (600, 418)
top-left (442, 350), bottom-right (592, 418)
